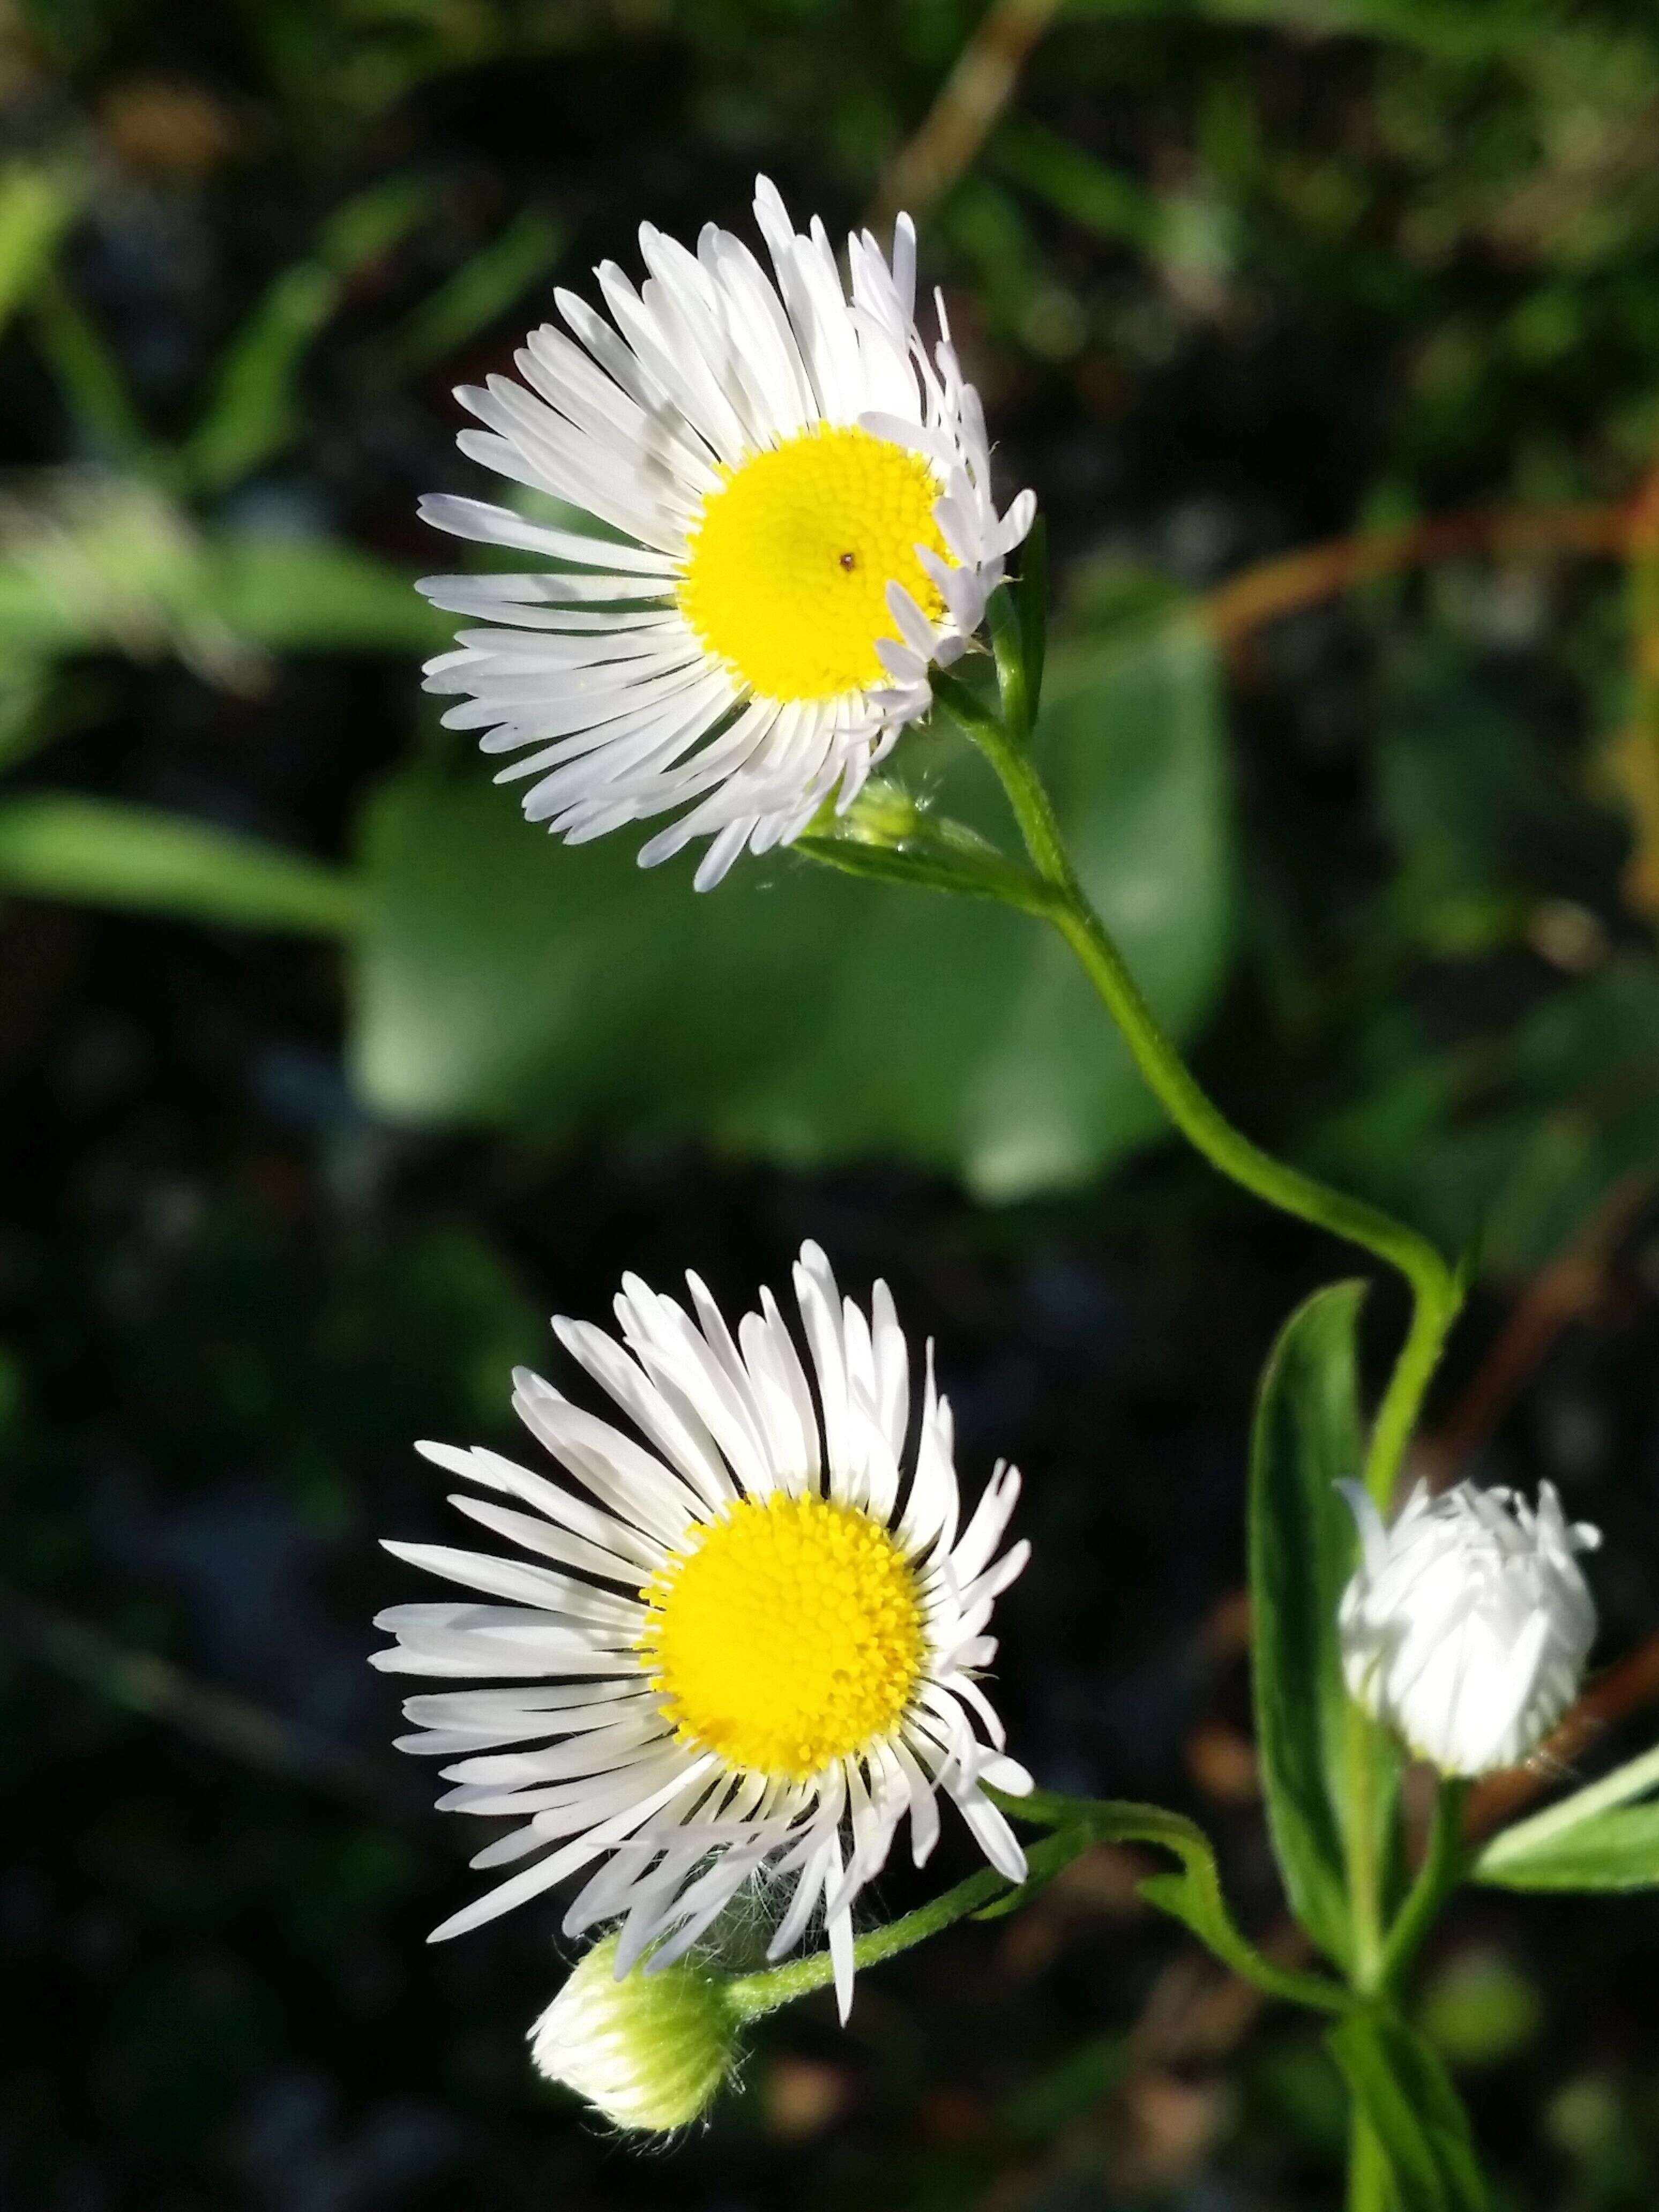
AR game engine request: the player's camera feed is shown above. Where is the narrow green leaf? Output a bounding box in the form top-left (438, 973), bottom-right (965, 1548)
top-left (378, 209), bottom-right (565, 374)
top-left (29, 273), bottom-right (154, 468)
top-left (1327, 2011), bottom-right (1488, 2211)
top-left (0, 510), bottom-right (445, 666)
top-left (1248, 1282), bottom-right (1371, 1968)
top-left (994, 119), bottom-right (1164, 251)
top-left (1473, 1740), bottom-right (1659, 1888)
top-left (972, 1822), bottom-right (1101, 1919)
top-left (794, 832), bottom-right (1045, 909)
top-left (203, 536), bottom-right (451, 654)
top-left (989, 585), bottom-right (1033, 738)
top-left (1474, 1804), bottom-right (1659, 1892)
top-left (0, 165), bottom-right (76, 337)
top-left (0, 797), bottom-right (363, 936)
top-left (178, 176), bottom-right (432, 495)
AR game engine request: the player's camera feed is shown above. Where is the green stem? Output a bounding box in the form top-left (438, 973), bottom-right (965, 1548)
top-left (727, 1789), bottom-right (1352, 2023)
top-left (1343, 1701), bottom-right (1386, 1994)
top-left (934, 664), bottom-right (1463, 1504)
top-left (1378, 1777), bottom-right (1468, 1996)
top-left (1362, 1272), bottom-right (1462, 1507)
top-left (1347, 2109), bottom-right (1390, 2212)
top-left (724, 1860), bottom-right (1018, 2021)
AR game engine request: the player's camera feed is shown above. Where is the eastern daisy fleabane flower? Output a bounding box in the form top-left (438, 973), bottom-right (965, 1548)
top-left (1337, 1479), bottom-right (1601, 1777)
top-left (372, 1241), bottom-right (1032, 2021)
top-left (417, 176), bottom-right (1036, 890)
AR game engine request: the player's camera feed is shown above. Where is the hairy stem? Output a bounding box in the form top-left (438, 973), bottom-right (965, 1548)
top-left (725, 1859), bottom-right (1033, 2021)
top-left (728, 1790), bottom-right (1351, 2023)
top-left (1378, 1777), bottom-right (1468, 1996)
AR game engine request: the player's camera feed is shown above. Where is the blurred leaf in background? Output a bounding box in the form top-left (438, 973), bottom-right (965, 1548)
top-left (354, 600), bottom-right (1234, 1199)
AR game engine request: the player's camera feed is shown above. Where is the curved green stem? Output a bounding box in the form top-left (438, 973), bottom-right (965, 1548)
top-left (727, 1788), bottom-right (1351, 2024)
top-left (1362, 1275), bottom-right (1462, 1505)
top-left (724, 1858), bottom-right (1033, 2021)
top-left (933, 663), bottom-right (1463, 1505)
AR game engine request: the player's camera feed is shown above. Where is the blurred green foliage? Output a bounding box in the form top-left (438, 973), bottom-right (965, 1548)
top-left (356, 607), bottom-right (1231, 1197)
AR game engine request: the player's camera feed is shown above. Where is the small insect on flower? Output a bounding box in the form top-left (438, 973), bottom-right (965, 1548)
top-left (417, 177), bottom-right (1035, 889)
top-left (372, 1242), bottom-right (1032, 2020)
top-left (1337, 1480), bottom-right (1601, 1777)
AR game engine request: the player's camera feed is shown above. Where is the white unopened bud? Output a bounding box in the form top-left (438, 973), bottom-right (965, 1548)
top-left (1337, 1480), bottom-right (1600, 1776)
top-left (528, 1935), bottom-right (741, 2132)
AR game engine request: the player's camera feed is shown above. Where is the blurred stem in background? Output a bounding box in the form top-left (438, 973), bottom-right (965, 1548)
top-left (873, 0), bottom-right (1064, 225)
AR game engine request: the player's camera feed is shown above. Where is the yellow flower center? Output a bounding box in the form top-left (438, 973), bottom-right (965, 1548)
top-left (638, 1492), bottom-right (925, 1780)
top-left (676, 425), bottom-right (950, 701)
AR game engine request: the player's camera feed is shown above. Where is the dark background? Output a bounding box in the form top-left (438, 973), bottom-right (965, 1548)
top-left (6, 1), bottom-right (1659, 2204)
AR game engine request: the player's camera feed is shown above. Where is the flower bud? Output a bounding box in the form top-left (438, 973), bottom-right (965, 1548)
top-left (832, 776), bottom-right (926, 847)
top-left (528, 1935), bottom-right (741, 2132)
top-left (1337, 1480), bottom-right (1600, 1776)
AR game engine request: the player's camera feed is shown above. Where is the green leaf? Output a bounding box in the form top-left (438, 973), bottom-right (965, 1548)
top-left (377, 208), bottom-right (565, 375)
top-left (0, 489), bottom-right (446, 666)
top-left (1327, 2011), bottom-right (1489, 2211)
top-left (203, 536), bottom-right (451, 655)
top-left (0, 165), bottom-right (76, 337)
top-left (1249, 1282), bottom-right (1373, 1969)
top-left (1473, 1806), bottom-right (1659, 1892)
top-left (350, 615), bottom-right (1235, 1198)
top-left (1474, 1743), bottom-right (1659, 1892)
top-left (0, 797), bottom-right (363, 935)
top-left (177, 176), bottom-right (432, 495)
top-left (994, 119), bottom-right (1165, 252)
top-left (29, 273), bottom-right (154, 469)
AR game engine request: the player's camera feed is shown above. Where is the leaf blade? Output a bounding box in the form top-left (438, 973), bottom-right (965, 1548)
top-left (0, 797), bottom-right (362, 936)
top-left (1249, 1281), bottom-right (1371, 1968)
top-left (351, 612), bottom-right (1236, 1196)
top-left (1474, 1804), bottom-right (1659, 1892)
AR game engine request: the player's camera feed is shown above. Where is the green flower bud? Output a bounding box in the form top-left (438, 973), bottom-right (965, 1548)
top-left (528, 1935), bottom-right (742, 2133)
top-left (836, 777), bottom-right (925, 847)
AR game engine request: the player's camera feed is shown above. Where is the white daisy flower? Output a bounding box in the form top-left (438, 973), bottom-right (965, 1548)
top-left (1338, 1479), bottom-right (1601, 1777)
top-left (417, 176), bottom-right (1036, 890)
top-left (372, 1240), bottom-right (1032, 2020)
